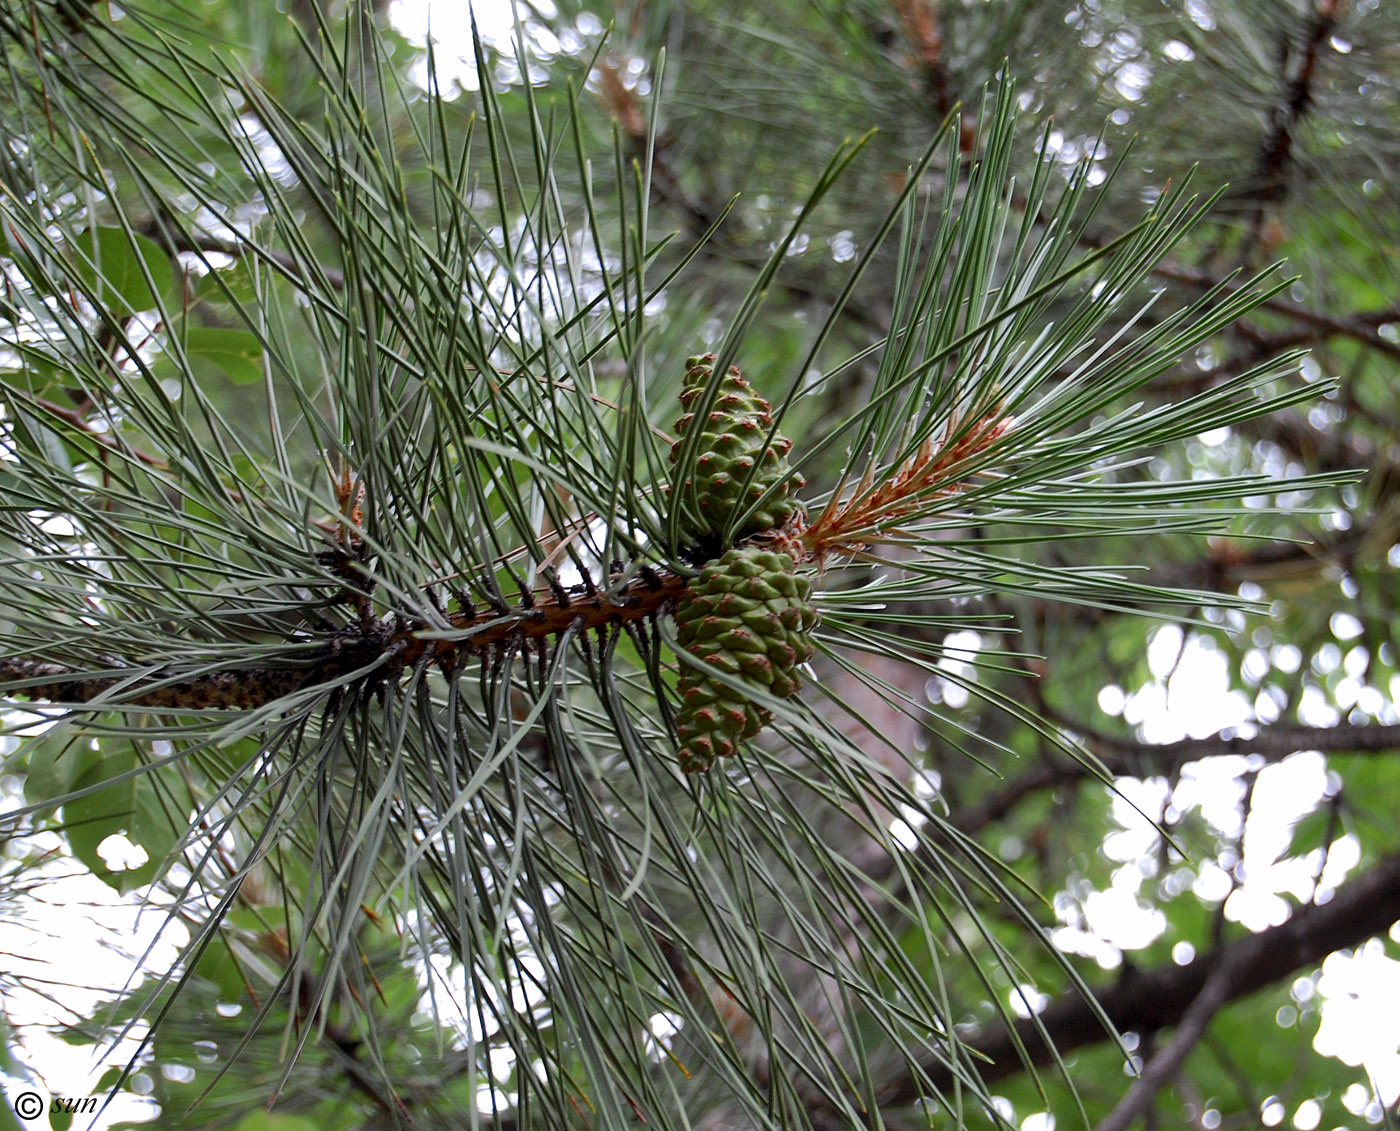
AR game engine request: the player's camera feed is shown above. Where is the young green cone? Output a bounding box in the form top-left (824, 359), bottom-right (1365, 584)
top-left (670, 354), bottom-right (805, 542)
top-left (673, 546), bottom-right (818, 773)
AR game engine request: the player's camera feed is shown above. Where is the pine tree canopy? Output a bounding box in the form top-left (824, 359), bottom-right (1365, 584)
top-left (0, 1), bottom-right (1397, 1129)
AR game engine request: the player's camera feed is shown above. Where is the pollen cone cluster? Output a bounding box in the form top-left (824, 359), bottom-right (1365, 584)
top-left (670, 354), bottom-right (804, 541)
top-left (673, 546), bottom-right (817, 773)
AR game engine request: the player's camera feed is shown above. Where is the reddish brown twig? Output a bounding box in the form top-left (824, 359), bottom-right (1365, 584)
top-left (593, 57), bottom-right (646, 141)
top-left (30, 396), bottom-right (167, 468)
top-left (889, 0), bottom-right (954, 120)
top-left (800, 407), bottom-right (1011, 562)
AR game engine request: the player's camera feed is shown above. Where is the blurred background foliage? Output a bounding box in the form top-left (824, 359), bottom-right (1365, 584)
top-left (0, 0), bottom-right (1397, 1130)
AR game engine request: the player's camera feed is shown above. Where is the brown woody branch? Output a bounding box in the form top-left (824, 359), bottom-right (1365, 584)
top-left (594, 56), bottom-right (726, 247)
top-left (0, 570), bottom-right (686, 712)
top-left (1244, 0), bottom-right (1343, 208)
top-left (1091, 953), bottom-right (1240, 1131)
top-left (999, 527), bottom-right (1370, 638)
top-left (890, 0), bottom-right (954, 120)
top-left (860, 716), bottom-right (1398, 936)
top-left (1081, 719), bottom-right (1400, 774)
top-left (878, 847), bottom-right (1400, 1106)
top-left (952, 720), bottom-right (1400, 837)
top-left (25, 396), bottom-right (168, 468)
top-left (592, 56), bottom-right (891, 339)
top-left (1228, 0), bottom-right (1345, 262)
top-left (1149, 261), bottom-right (1400, 365)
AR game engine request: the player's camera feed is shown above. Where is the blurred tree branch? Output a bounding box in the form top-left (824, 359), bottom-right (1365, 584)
top-left (879, 847), bottom-right (1400, 1105)
top-left (946, 719), bottom-right (1400, 838)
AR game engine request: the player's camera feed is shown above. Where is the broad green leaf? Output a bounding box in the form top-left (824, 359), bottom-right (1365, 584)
top-left (23, 732), bottom-right (100, 808)
top-left (168, 327), bottom-right (266, 386)
top-left (70, 227), bottom-right (175, 317)
top-left (233, 1114), bottom-right (321, 1131)
top-left (61, 748), bottom-right (185, 894)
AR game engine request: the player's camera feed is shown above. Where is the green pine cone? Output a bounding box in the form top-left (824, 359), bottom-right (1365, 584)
top-left (670, 354), bottom-right (805, 541)
top-left (673, 546), bottom-right (817, 773)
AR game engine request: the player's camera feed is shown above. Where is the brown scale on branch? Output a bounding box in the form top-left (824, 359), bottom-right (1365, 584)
top-left (0, 571), bottom-right (688, 713)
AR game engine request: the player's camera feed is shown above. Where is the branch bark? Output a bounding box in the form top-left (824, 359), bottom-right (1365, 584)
top-left (1091, 956), bottom-right (1239, 1131)
top-left (1242, 0), bottom-right (1342, 211)
top-left (0, 569), bottom-right (686, 711)
top-left (879, 849), bottom-right (1400, 1106)
top-left (953, 720), bottom-right (1400, 837)
top-left (1150, 261), bottom-right (1400, 364)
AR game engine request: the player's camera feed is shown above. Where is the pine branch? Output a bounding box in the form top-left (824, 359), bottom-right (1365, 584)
top-left (0, 15), bottom-right (1371, 1123)
top-left (1079, 718), bottom-right (1400, 773)
top-left (594, 57), bottom-right (721, 246)
top-left (134, 215), bottom-right (348, 291)
top-left (890, 0), bottom-right (954, 120)
top-left (990, 526), bottom-right (1376, 635)
top-left (0, 569), bottom-right (686, 711)
top-left (24, 394), bottom-right (167, 467)
top-left (1250, 410), bottom-right (1399, 488)
top-left (279, 945), bottom-right (409, 1123)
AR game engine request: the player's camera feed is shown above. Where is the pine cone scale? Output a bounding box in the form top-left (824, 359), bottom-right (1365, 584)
top-left (669, 354), bottom-right (805, 541)
top-left (673, 546), bottom-right (816, 772)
